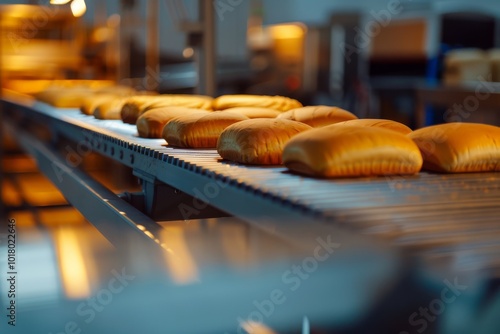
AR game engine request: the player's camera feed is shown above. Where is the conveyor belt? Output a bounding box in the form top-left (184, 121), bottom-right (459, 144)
top-left (4, 98), bottom-right (500, 272)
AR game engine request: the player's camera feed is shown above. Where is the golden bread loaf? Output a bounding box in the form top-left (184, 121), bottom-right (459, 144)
top-left (163, 111), bottom-right (249, 148)
top-left (121, 96), bottom-right (162, 124)
top-left (94, 98), bottom-right (127, 120)
top-left (217, 119), bottom-right (312, 165)
top-left (35, 88), bottom-right (92, 108)
top-left (283, 125), bottom-right (423, 177)
top-left (80, 94), bottom-right (119, 115)
top-left (222, 107), bottom-right (281, 118)
top-left (137, 107), bottom-right (209, 138)
top-left (277, 106), bottom-right (358, 127)
top-left (331, 118), bottom-right (412, 134)
top-left (121, 95), bottom-right (213, 124)
top-left (94, 85), bottom-right (136, 96)
top-left (36, 84), bottom-right (135, 108)
top-left (144, 94), bottom-right (213, 112)
top-left (23, 80), bottom-right (114, 96)
top-left (408, 122), bottom-right (500, 173)
top-left (213, 95), bottom-right (302, 112)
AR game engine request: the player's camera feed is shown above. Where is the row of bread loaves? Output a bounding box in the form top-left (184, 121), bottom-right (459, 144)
top-left (39, 90), bottom-right (499, 178)
top-left (132, 96), bottom-right (499, 178)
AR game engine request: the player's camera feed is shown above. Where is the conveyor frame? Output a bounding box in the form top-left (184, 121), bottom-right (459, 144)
top-left (3, 98), bottom-right (500, 264)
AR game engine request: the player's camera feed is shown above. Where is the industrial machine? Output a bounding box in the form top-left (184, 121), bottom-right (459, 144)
top-left (2, 2), bottom-right (500, 334)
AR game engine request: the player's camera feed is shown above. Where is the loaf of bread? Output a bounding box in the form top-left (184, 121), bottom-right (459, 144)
top-left (213, 95), bottom-right (302, 112)
top-left (283, 125), bottom-right (423, 177)
top-left (36, 84), bottom-right (135, 108)
top-left (94, 85), bottom-right (136, 96)
top-left (137, 107), bottom-right (209, 138)
top-left (80, 94), bottom-right (119, 115)
top-left (163, 111), bottom-right (248, 148)
top-left (120, 96), bottom-right (160, 124)
top-left (121, 95), bottom-right (213, 124)
top-left (94, 98), bottom-right (127, 120)
top-left (331, 118), bottom-right (412, 134)
top-left (408, 122), bottom-right (500, 173)
top-left (217, 119), bottom-right (312, 165)
top-left (222, 107), bottom-right (281, 118)
top-left (145, 94), bottom-right (213, 112)
top-left (36, 88), bottom-right (92, 108)
top-left (277, 106), bottom-right (358, 127)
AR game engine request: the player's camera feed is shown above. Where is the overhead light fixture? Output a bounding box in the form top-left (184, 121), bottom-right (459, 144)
top-left (70, 0), bottom-right (86, 17)
top-left (50, 0), bottom-right (87, 18)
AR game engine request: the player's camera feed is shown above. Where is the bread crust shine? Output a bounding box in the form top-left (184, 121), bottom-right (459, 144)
top-left (137, 107), bottom-right (208, 138)
top-left (213, 95), bottom-right (302, 112)
top-left (331, 118), bottom-right (412, 134)
top-left (283, 125), bottom-right (423, 177)
top-left (121, 95), bottom-right (213, 124)
top-left (221, 107), bottom-right (281, 118)
top-left (94, 98), bottom-right (127, 120)
top-left (217, 119), bottom-right (312, 165)
top-left (277, 106), bottom-right (358, 127)
top-left (36, 88), bottom-right (91, 108)
top-left (408, 122), bottom-right (500, 172)
top-left (163, 111), bottom-right (248, 148)
top-left (80, 94), bottom-right (118, 115)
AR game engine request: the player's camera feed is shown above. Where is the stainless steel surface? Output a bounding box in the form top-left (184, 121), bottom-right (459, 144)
top-left (146, 0), bottom-right (160, 91)
top-left (3, 97), bottom-right (500, 334)
top-left (158, 61), bottom-right (252, 90)
top-left (3, 97), bottom-right (500, 275)
top-left (197, 0), bottom-right (216, 96)
top-left (1, 98), bottom-right (380, 251)
top-left (0, 216), bottom-right (403, 334)
top-left (3, 119), bottom-right (167, 261)
top-left (168, 0), bottom-right (217, 96)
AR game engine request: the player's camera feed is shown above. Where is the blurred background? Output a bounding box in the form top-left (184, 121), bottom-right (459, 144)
top-left (2, 1), bottom-right (500, 333)
top-left (1, 0), bottom-right (500, 126)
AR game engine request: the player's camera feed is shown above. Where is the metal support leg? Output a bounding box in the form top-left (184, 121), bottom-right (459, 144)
top-left (167, 0), bottom-right (217, 96)
top-left (2, 120), bottom-right (167, 261)
top-left (125, 169), bottom-right (230, 221)
top-left (146, 0), bottom-right (160, 91)
top-left (197, 0), bottom-right (217, 97)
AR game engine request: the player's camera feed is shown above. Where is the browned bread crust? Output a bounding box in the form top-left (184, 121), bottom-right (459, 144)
top-left (277, 106), bottom-right (357, 127)
top-left (163, 111), bottom-right (248, 148)
top-left (408, 122), bottom-right (500, 172)
top-left (217, 119), bottom-right (312, 165)
top-left (283, 125), bottom-right (423, 177)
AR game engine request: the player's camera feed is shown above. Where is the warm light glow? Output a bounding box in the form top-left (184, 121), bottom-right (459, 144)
top-left (50, 0), bottom-right (71, 4)
top-left (247, 26), bottom-right (273, 50)
top-left (54, 228), bottom-right (91, 299)
top-left (267, 23), bottom-right (306, 63)
top-left (268, 23), bottom-right (305, 40)
top-left (220, 223), bottom-right (248, 268)
top-left (107, 14), bottom-right (121, 27)
top-left (71, 0), bottom-right (86, 17)
top-left (92, 27), bottom-right (110, 43)
top-left (161, 227), bottom-right (199, 284)
top-left (144, 230), bottom-right (155, 239)
top-left (241, 321), bottom-right (278, 334)
top-left (182, 47), bottom-right (194, 59)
